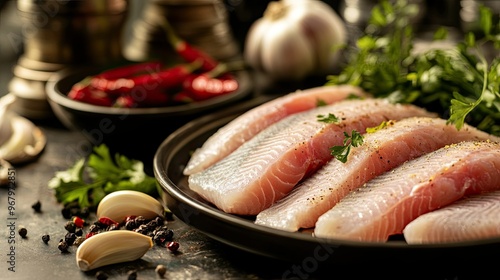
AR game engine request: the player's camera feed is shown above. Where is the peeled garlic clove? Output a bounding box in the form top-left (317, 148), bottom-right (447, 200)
top-left (0, 94), bottom-right (46, 164)
top-left (0, 159), bottom-right (13, 186)
top-left (76, 230), bottom-right (153, 271)
top-left (96, 190), bottom-right (164, 222)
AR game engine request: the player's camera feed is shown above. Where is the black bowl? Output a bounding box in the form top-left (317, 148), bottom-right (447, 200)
top-left (45, 66), bottom-right (253, 164)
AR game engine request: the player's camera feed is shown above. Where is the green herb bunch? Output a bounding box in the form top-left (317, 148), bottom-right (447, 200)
top-left (327, 0), bottom-right (500, 135)
top-left (48, 144), bottom-right (158, 208)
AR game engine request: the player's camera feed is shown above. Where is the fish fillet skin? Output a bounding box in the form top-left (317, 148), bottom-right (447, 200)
top-left (255, 117), bottom-right (500, 231)
top-left (183, 85), bottom-right (367, 175)
top-left (188, 99), bottom-right (435, 215)
top-left (403, 190), bottom-right (500, 244)
top-left (313, 141), bottom-right (500, 242)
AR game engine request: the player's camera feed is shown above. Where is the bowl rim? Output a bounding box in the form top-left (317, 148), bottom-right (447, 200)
top-left (45, 65), bottom-right (252, 117)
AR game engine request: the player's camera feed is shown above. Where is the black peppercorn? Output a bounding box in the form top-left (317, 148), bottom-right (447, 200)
top-left (57, 240), bottom-right (69, 253)
top-left (64, 221), bottom-right (76, 233)
top-left (31, 201), bottom-right (42, 213)
top-left (134, 216), bottom-right (146, 226)
top-left (88, 224), bottom-right (100, 233)
top-left (73, 236), bottom-right (85, 247)
top-left (42, 234), bottom-right (50, 244)
top-left (75, 228), bottom-right (83, 236)
top-left (18, 227), bottom-right (27, 238)
top-left (125, 220), bottom-right (136, 230)
top-left (127, 270), bottom-right (138, 280)
top-left (95, 271), bottom-right (108, 280)
top-left (155, 265), bottom-right (167, 277)
top-left (65, 232), bottom-right (77, 246)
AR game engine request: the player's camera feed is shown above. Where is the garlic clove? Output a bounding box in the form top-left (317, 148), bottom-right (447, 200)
top-left (96, 190), bottom-right (164, 223)
top-left (0, 94), bottom-right (46, 164)
top-left (0, 158), bottom-right (13, 186)
top-left (76, 230), bottom-right (153, 271)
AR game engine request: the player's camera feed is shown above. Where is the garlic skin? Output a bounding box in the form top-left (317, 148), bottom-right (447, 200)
top-left (0, 94), bottom-right (46, 164)
top-left (244, 0), bottom-right (347, 81)
top-left (76, 230), bottom-right (153, 271)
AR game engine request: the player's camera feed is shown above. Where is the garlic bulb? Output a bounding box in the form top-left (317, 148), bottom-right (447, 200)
top-left (244, 0), bottom-right (347, 81)
top-left (0, 94), bottom-right (46, 164)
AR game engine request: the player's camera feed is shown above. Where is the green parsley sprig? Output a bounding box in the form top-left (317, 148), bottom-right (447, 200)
top-left (327, 0), bottom-right (500, 135)
top-left (48, 144), bottom-right (158, 208)
top-left (329, 130), bottom-right (364, 163)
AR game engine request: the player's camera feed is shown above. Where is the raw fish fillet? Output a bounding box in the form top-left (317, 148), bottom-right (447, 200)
top-left (188, 99), bottom-right (434, 215)
top-left (403, 190), bottom-right (500, 244)
top-left (313, 141), bottom-right (500, 242)
top-left (255, 117), bottom-right (500, 231)
top-left (183, 85), bottom-right (367, 175)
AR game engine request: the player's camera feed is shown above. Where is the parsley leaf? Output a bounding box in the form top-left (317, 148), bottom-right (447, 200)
top-left (327, 0), bottom-right (500, 136)
top-left (48, 144), bottom-right (158, 208)
top-left (329, 130), bottom-right (364, 163)
top-left (317, 113), bottom-right (340, 123)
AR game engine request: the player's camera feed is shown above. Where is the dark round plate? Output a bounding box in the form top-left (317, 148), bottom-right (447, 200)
top-left (153, 98), bottom-right (500, 266)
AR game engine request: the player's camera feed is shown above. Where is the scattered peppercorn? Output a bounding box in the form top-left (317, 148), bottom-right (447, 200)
top-left (18, 227), bottom-right (27, 238)
top-left (75, 228), bottom-right (83, 237)
top-left (65, 232), bottom-right (77, 246)
top-left (42, 234), bottom-right (50, 244)
top-left (155, 264), bottom-right (167, 277)
top-left (166, 241), bottom-right (179, 252)
top-left (127, 270), bottom-right (138, 280)
top-left (95, 270), bottom-right (109, 280)
top-left (73, 236), bottom-right (86, 247)
top-left (57, 240), bottom-right (69, 253)
top-left (64, 221), bottom-right (76, 233)
top-left (31, 200), bottom-right (42, 213)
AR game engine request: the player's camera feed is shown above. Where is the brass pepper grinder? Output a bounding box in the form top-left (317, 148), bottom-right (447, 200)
top-left (8, 0), bottom-right (129, 119)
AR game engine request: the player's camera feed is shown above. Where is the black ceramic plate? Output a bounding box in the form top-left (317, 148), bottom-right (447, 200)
top-left (153, 98), bottom-right (500, 266)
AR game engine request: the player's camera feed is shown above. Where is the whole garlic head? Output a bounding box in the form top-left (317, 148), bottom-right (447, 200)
top-left (244, 0), bottom-right (347, 81)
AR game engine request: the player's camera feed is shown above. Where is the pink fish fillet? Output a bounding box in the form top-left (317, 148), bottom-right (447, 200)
top-left (313, 141), bottom-right (500, 242)
top-left (255, 117), bottom-right (500, 231)
top-left (183, 85), bottom-right (367, 175)
top-left (188, 99), bottom-right (434, 215)
top-left (403, 190), bottom-right (500, 244)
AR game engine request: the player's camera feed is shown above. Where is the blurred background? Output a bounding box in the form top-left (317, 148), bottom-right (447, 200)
top-left (0, 0), bottom-right (498, 116)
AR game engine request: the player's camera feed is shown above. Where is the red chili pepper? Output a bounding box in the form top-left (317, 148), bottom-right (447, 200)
top-left (91, 60), bottom-right (201, 96)
top-left (182, 62), bottom-right (240, 101)
top-left (72, 216), bottom-right (85, 228)
top-left (114, 91), bottom-right (170, 108)
top-left (158, 18), bottom-right (218, 72)
top-left (68, 83), bottom-right (114, 107)
top-left (98, 216), bottom-right (120, 227)
top-left (93, 61), bottom-right (162, 80)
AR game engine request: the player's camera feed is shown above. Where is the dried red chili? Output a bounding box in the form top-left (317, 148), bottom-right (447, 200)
top-left (159, 18), bottom-right (218, 72)
top-left (91, 61), bottom-right (201, 96)
top-left (68, 83), bottom-right (114, 107)
top-left (93, 61), bottom-right (162, 80)
top-left (182, 62), bottom-right (240, 101)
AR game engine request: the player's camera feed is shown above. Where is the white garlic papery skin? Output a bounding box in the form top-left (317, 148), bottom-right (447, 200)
top-left (244, 0), bottom-right (347, 81)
